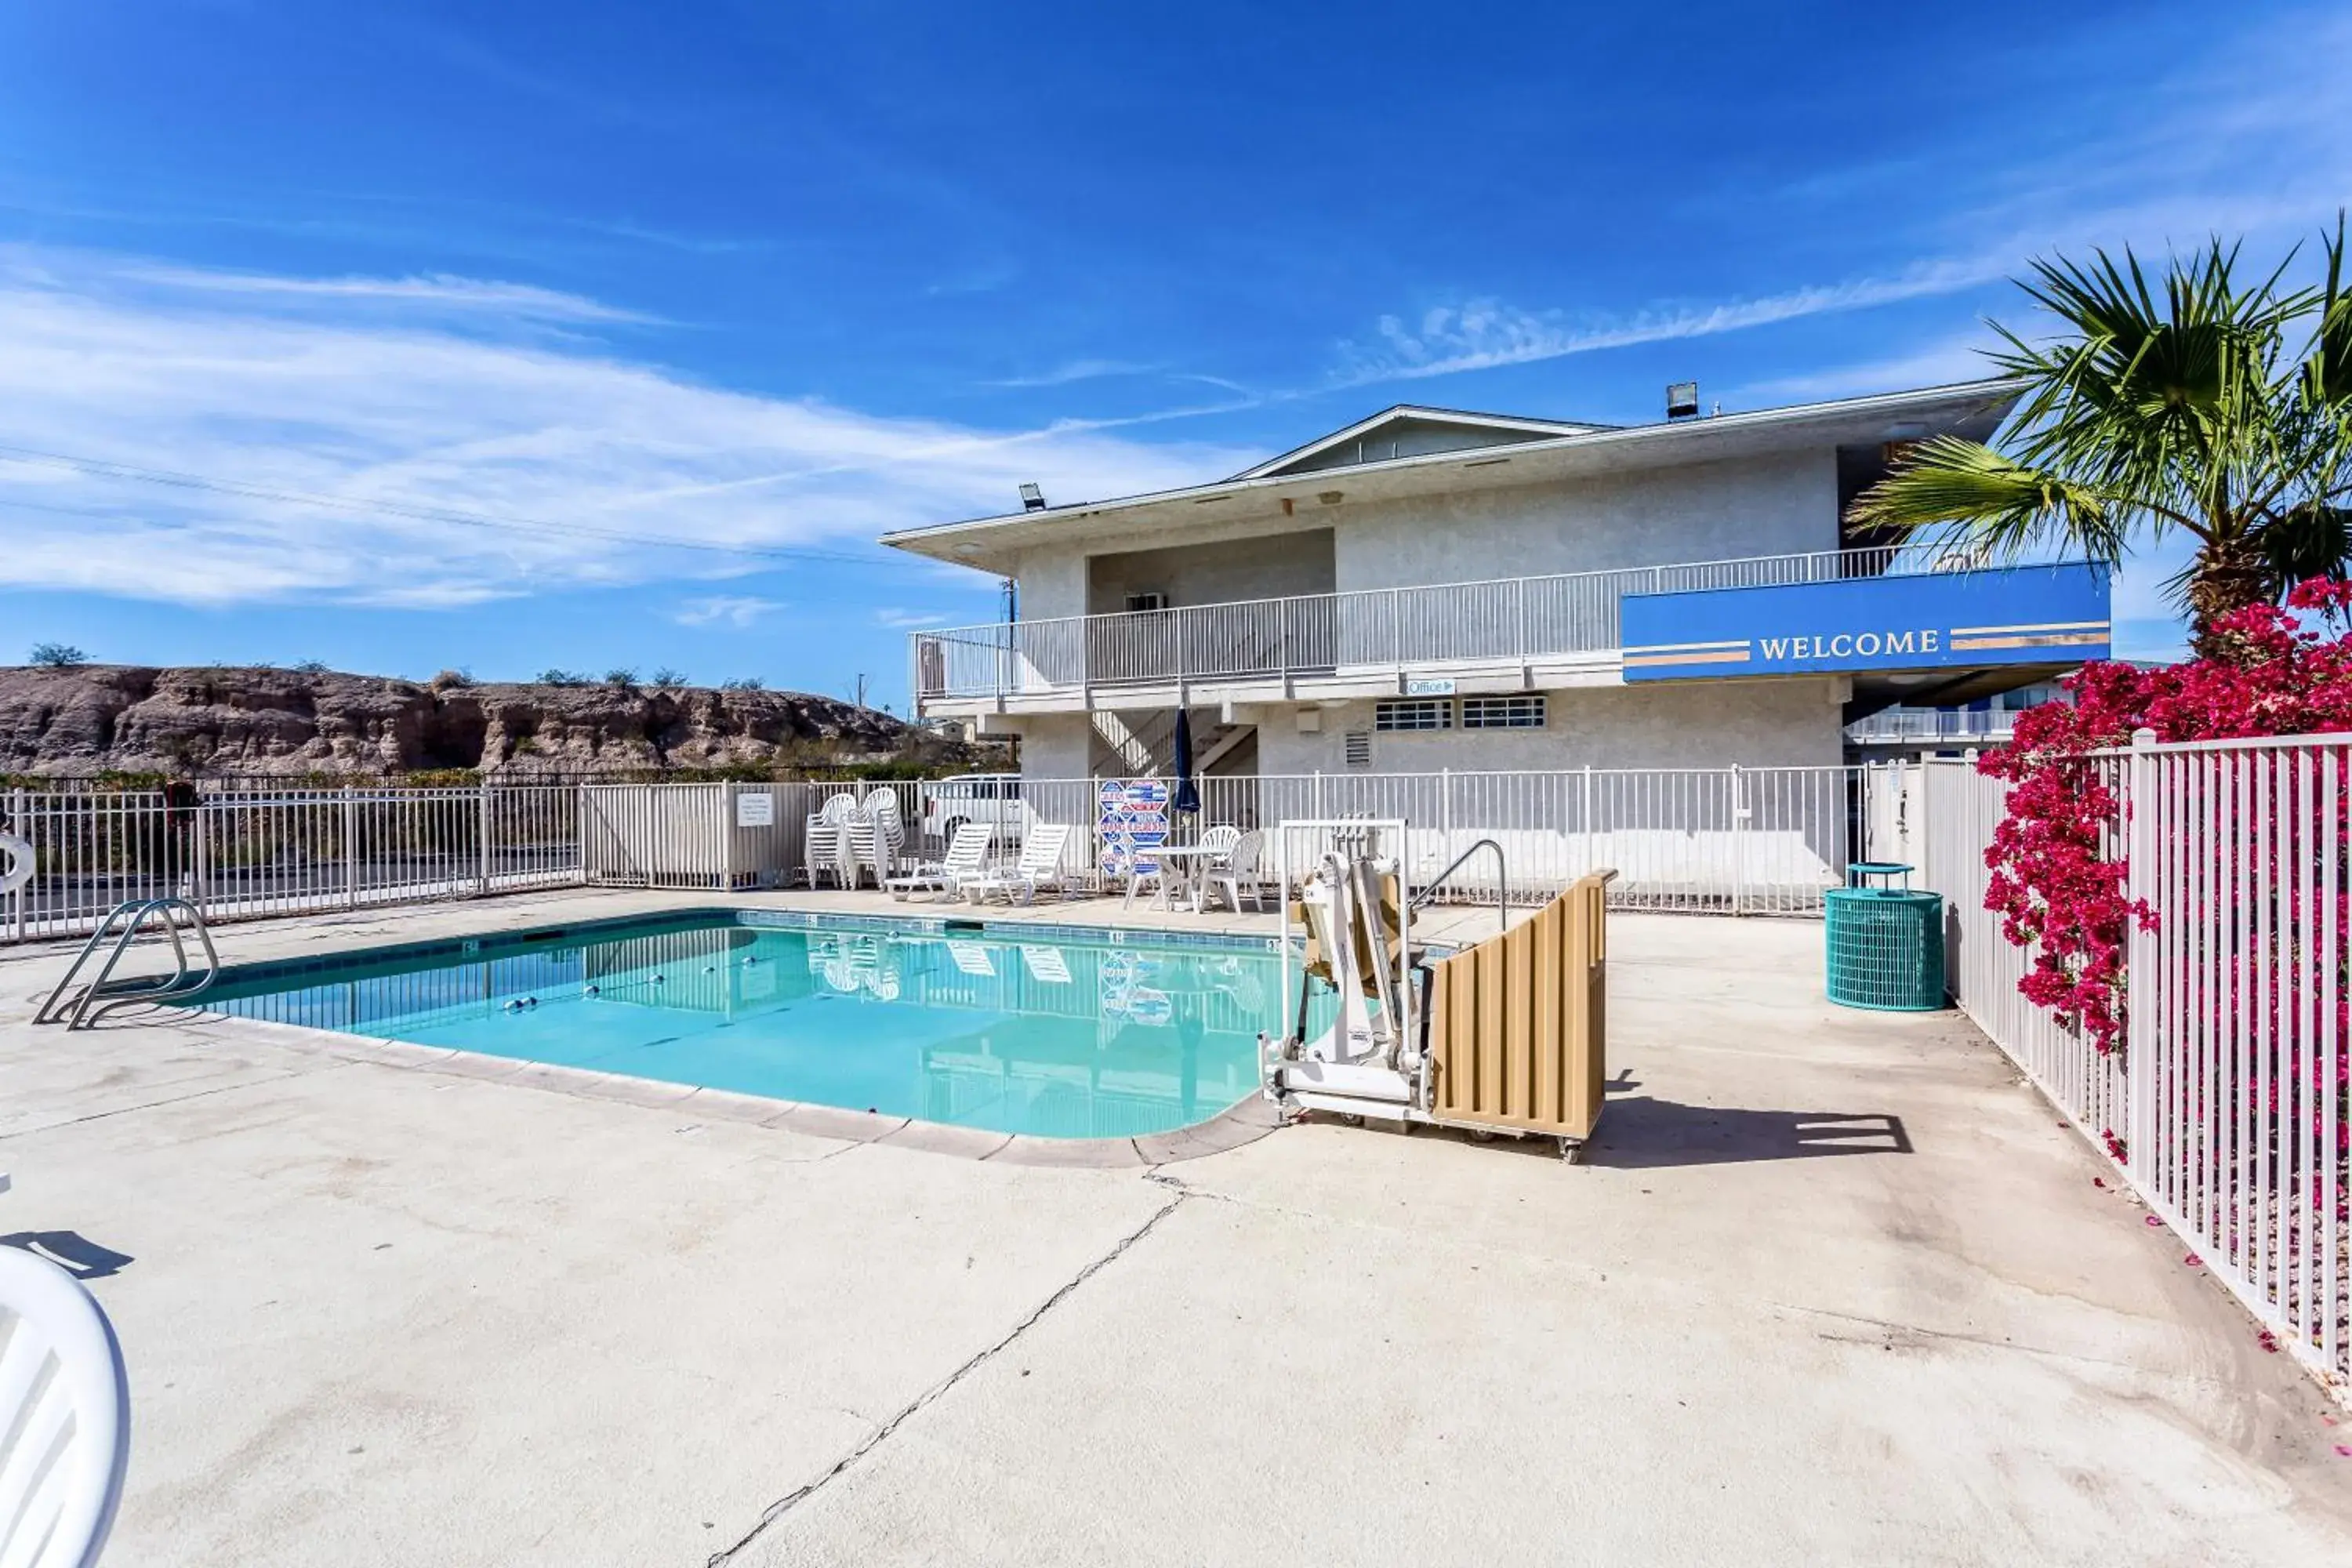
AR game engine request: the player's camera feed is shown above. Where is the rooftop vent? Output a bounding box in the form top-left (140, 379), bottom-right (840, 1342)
top-left (1018, 482), bottom-right (1047, 512)
top-left (1666, 382), bottom-right (1700, 420)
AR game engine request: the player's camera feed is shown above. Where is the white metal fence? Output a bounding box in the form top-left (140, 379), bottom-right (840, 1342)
top-left (4, 765), bottom-right (1907, 942)
top-left (780, 766), bottom-right (1897, 915)
top-left (1919, 738), bottom-right (2351, 1381)
top-left (3, 783), bottom-right (580, 942)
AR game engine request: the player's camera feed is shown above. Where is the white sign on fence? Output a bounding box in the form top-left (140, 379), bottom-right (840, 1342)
top-left (1404, 677), bottom-right (1457, 696)
top-left (735, 790), bottom-right (775, 828)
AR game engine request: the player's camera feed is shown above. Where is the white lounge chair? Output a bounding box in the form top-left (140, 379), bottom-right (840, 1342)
top-left (0, 1245), bottom-right (130, 1568)
top-left (946, 940), bottom-right (996, 978)
top-left (960, 822), bottom-right (1075, 905)
top-left (1206, 827), bottom-right (1272, 913)
top-left (884, 822), bottom-right (990, 902)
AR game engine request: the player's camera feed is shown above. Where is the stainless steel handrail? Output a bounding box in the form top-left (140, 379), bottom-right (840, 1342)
top-left (1410, 837), bottom-right (1509, 936)
top-left (33, 897), bottom-right (221, 1030)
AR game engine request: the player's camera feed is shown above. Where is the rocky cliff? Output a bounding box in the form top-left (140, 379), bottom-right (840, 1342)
top-left (0, 664), bottom-right (937, 778)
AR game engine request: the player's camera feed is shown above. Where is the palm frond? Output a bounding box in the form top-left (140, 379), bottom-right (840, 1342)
top-left (1848, 438), bottom-right (2135, 561)
top-left (2260, 500), bottom-right (2352, 585)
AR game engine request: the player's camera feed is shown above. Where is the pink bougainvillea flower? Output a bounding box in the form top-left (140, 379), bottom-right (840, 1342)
top-left (2144, 1215), bottom-right (2164, 1228)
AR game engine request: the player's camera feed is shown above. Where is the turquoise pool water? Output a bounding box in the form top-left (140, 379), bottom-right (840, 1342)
top-left (205, 916), bottom-right (1291, 1138)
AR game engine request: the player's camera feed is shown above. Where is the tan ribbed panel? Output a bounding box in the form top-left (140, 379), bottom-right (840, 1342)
top-left (1428, 871), bottom-right (1612, 1138)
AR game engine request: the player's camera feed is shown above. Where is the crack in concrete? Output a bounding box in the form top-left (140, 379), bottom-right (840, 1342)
top-left (706, 1186), bottom-right (1189, 1566)
top-left (0, 1059), bottom-right (358, 1143)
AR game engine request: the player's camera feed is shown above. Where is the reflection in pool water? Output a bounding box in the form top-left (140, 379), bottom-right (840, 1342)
top-left (208, 920), bottom-right (1294, 1138)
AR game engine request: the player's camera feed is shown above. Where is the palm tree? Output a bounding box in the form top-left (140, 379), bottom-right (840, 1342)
top-left (1852, 220), bottom-right (2352, 646)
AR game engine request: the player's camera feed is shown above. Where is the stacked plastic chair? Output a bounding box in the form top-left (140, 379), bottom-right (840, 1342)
top-left (804, 792), bottom-right (856, 889)
top-left (862, 789), bottom-right (906, 887)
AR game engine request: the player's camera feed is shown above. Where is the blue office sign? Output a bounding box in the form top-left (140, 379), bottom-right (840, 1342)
top-left (1620, 562), bottom-right (2111, 681)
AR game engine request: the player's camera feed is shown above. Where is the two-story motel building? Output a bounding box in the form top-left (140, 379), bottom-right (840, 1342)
top-left (883, 379), bottom-right (2112, 787)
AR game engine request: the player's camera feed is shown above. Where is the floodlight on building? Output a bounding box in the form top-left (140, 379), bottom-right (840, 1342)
top-left (1666, 382), bottom-right (1700, 420)
top-left (1018, 482), bottom-right (1047, 511)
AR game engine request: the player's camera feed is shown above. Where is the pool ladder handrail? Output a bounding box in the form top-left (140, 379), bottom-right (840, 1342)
top-left (34, 897), bottom-right (222, 1031)
top-left (1409, 837), bottom-right (1510, 938)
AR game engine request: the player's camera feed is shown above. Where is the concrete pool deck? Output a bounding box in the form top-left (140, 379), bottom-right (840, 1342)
top-left (3, 887), bottom-right (2349, 1566)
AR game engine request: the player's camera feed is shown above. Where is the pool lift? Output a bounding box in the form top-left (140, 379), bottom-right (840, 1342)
top-left (1260, 820), bottom-right (1608, 1160)
top-left (1260, 819), bottom-right (1432, 1125)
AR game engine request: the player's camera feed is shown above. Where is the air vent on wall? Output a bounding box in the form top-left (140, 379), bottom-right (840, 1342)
top-left (1344, 731), bottom-right (1372, 769)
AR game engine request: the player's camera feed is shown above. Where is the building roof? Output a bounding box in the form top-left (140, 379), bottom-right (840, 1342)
top-left (881, 377), bottom-right (2026, 574)
top-left (1229, 404), bottom-right (1613, 480)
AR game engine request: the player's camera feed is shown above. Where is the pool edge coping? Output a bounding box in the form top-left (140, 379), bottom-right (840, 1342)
top-left (195, 901), bottom-right (1296, 999)
top-left (168, 906), bottom-right (1290, 1167)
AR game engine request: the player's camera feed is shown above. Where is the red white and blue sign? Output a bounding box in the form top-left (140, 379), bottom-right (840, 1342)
top-left (1097, 779), bottom-right (1170, 875)
top-left (1620, 563), bottom-right (2111, 681)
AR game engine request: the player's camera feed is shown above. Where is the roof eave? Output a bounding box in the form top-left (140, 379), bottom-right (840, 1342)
top-left (879, 376), bottom-right (2030, 564)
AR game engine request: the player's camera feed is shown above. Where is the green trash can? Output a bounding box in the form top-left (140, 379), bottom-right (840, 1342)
top-left (1825, 862), bottom-right (1946, 1011)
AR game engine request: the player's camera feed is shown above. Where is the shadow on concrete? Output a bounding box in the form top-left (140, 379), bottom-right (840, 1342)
top-left (2, 1230), bottom-right (136, 1279)
top-left (1590, 1099), bottom-right (1912, 1169)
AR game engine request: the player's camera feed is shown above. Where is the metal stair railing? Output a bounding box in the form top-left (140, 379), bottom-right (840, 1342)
top-left (1409, 837), bottom-right (1511, 936)
top-left (33, 897), bottom-right (222, 1031)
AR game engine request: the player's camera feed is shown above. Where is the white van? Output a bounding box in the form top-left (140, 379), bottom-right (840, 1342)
top-left (918, 774), bottom-right (1029, 849)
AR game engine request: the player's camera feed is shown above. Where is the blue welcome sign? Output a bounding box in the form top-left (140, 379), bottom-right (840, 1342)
top-left (1620, 563), bottom-right (2111, 681)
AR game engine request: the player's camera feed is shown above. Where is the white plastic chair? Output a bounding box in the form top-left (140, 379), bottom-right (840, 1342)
top-left (804, 793), bottom-right (856, 888)
top-left (841, 819), bottom-right (882, 891)
top-left (884, 822), bottom-right (991, 902)
top-left (0, 1246), bottom-right (130, 1568)
top-left (857, 791), bottom-right (905, 888)
top-left (1207, 828), bottom-right (1272, 913)
top-left (1116, 830), bottom-right (1167, 910)
top-left (960, 822), bottom-right (1075, 905)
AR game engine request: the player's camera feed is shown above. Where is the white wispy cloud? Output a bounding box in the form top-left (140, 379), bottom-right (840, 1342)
top-left (982, 358), bottom-right (1160, 389)
top-left (674, 595), bottom-right (782, 628)
top-left (873, 607), bottom-right (953, 630)
top-left (0, 248), bottom-right (1257, 607)
top-left (114, 264), bottom-right (657, 322)
top-left (1338, 258), bottom-right (2008, 387)
top-left (1329, 9), bottom-right (2352, 400)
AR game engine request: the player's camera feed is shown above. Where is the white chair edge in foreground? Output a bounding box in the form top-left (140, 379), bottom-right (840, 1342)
top-left (0, 1245), bottom-right (130, 1568)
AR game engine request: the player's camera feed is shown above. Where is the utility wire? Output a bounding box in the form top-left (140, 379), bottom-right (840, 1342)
top-left (0, 441), bottom-right (892, 566)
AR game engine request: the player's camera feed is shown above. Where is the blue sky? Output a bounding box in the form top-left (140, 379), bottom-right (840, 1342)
top-left (1, 1), bottom-right (2347, 706)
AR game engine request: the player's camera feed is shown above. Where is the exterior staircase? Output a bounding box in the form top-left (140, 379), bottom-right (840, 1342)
top-left (1087, 707), bottom-right (1254, 779)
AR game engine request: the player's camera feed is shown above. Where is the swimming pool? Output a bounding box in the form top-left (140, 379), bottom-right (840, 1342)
top-left (203, 913), bottom-right (1296, 1139)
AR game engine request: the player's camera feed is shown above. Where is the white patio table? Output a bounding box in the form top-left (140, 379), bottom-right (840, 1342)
top-left (1145, 844), bottom-right (1224, 914)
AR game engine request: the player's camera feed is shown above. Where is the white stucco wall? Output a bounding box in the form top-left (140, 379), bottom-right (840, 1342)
top-left (1085, 528), bottom-right (1334, 615)
top-left (1007, 547), bottom-right (1089, 623)
top-left (1005, 447), bottom-right (1837, 624)
top-left (1253, 678), bottom-right (1845, 775)
top-left (1330, 448), bottom-right (1838, 593)
top-left (1013, 712), bottom-right (1094, 780)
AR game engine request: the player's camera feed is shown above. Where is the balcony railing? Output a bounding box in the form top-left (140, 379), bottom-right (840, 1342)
top-left (912, 542), bottom-right (2001, 706)
top-left (1844, 709), bottom-right (2023, 742)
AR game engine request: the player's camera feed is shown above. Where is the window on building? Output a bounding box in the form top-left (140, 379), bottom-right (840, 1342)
top-left (1344, 731), bottom-right (1373, 768)
top-left (1460, 695), bottom-right (1546, 729)
top-left (1123, 591), bottom-right (1168, 613)
top-left (1374, 698), bottom-right (1451, 732)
